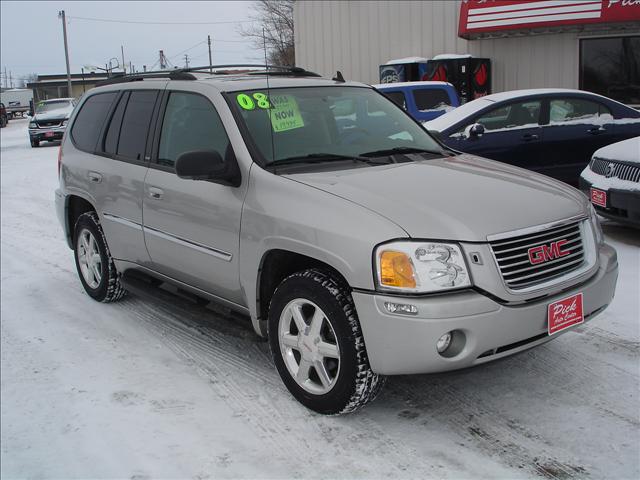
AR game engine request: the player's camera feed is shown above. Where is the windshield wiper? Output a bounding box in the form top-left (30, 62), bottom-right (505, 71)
top-left (265, 153), bottom-right (390, 167)
top-left (360, 146), bottom-right (449, 158)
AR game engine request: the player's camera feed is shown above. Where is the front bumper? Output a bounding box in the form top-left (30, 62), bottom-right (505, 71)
top-left (580, 178), bottom-right (640, 227)
top-left (29, 126), bottom-right (66, 142)
top-left (353, 243), bottom-right (618, 375)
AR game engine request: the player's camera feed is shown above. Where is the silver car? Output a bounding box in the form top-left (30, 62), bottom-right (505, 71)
top-left (55, 67), bottom-right (618, 414)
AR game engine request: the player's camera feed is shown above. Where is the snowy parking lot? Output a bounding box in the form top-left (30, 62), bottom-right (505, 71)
top-left (1, 117), bottom-right (638, 479)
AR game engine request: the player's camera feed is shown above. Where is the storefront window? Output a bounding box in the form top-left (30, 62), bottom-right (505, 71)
top-left (580, 36), bottom-right (640, 106)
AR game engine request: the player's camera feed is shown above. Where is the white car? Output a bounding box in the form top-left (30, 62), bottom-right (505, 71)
top-left (580, 136), bottom-right (640, 228)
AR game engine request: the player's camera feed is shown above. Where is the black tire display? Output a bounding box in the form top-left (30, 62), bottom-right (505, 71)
top-left (268, 269), bottom-right (385, 414)
top-left (73, 211), bottom-right (126, 303)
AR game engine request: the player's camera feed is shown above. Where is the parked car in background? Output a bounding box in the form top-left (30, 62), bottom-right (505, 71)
top-left (0, 103), bottom-right (7, 128)
top-left (580, 136), bottom-right (640, 227)
top-left (55, 68), bottom-right (616, 415)
top-left (424, 89), bottom-right (640, 186)
top-left (374, 81), bottom-right (460, 121)
top-left (28, 98), bottom-right (76, 147)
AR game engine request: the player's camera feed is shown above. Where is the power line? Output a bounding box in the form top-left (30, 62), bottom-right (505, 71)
top-left (67, 15), bottom-right (253, 25)
top-left (168, 40), bottom-right (207, 60)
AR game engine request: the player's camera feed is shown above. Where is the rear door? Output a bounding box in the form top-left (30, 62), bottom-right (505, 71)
top-left (68, 89), bottom-right (157, 264)
top-left (446, 99), bottom-right (543, 169)
top-left (142, 88), bottom-right (246, 304)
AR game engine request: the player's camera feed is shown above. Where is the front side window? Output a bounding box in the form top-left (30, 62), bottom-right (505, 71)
top-left (70, 92), bottom-right (117, 152)
top-left (474, 100), bottom-right (541, 132)
top-left (228, 86), bottom-right (441, 165)
top-left (117, 90), bottom-right (158, 161)
top-left (381, 91), bottom-right (407, 110)
top-left (158, 92), bottom-right (231, 168)
top-left (412, 88), bottom-right (451, 112)
top-left (549, 98), bottom-right (611, 124)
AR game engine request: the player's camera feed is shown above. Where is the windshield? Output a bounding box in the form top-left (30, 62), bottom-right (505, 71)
top-left (36, 100), bottom-right (73, 113)
top-left (228, 86), bottom-right (442, 165)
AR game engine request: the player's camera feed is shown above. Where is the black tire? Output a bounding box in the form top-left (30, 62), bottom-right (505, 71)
top-left (30, 139), bottom-right (39, 147)
top-left (73, 211), bottom-right (126, 302)
top-left (0, 116), bottom-right (6, 128)
top-left (268, 269), bottom-right (385, 414)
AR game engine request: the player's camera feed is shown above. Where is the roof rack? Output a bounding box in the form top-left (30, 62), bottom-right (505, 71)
top-left (95, 64), bottom-right (322, 87)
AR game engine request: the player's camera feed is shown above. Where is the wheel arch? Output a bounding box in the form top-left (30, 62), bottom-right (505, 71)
top-left (65, 194), bottom-right (97, 249)
top-left (254, 248), bottom-right (352, 338)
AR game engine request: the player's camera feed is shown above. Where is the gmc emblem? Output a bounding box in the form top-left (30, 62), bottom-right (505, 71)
top-left (528, 240), bottom-right (571, 265)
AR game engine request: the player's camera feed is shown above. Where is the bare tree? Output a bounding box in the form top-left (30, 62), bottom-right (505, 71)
top-left (238, 0), bottom-right (295, 66)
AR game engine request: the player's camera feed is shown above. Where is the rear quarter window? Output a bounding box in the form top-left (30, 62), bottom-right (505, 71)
top-left (70, 92), bottom-right (118, 152)
top-left (412, 88), bottom-right (451, 111)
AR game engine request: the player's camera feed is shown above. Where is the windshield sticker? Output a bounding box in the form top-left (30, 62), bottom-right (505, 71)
top-left (269, 95), bottom-right (304, 132)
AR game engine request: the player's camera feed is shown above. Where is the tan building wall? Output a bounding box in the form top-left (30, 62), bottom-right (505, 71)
top-left (294, 0), bottom-right (631, 92)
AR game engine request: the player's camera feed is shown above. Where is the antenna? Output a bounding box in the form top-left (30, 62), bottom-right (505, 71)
top-left (263, 27), bottom-right (276, 164)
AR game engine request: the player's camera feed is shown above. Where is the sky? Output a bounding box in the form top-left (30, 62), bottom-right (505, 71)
top-left (0, 1), bottom-right (259, 87)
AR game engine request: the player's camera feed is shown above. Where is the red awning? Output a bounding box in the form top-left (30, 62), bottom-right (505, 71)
top-left (459, 0), bottom-right (640, 39)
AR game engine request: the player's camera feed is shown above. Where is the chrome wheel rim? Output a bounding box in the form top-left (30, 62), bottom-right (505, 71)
top-left (77, 229), bottom-right (102, 289)
top-left (278, 298), bottom-right (341, 395)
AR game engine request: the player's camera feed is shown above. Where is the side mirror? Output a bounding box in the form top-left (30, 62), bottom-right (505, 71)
top-left (175, 150), bottom-right (240, 186)
top-left (467, 123), bottom-right (485, 138)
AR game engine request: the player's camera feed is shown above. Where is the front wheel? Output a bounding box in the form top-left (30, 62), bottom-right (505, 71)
top-left (30, 138), bottom-right (39, 147)
top-left (268, 269), bottom-right (385, 414)
top-left (73, 211), bottom-right (126, 302)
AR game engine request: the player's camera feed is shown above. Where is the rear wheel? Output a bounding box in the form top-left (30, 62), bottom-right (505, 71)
top-left (73, 211), bottom-right (126, 302)
top-left (268, 269), bottom-right (385, 414)
top-left (0, 116), bottom-right (6, 128)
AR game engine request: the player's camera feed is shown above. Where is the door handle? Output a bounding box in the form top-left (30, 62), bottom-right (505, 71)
top-left (148, 187), bottom-right (164, 199)
top-left (587, 126), bottom-right (606, 135)
top-left (87, 171), bottom-right (102, 183)
top-left (521, 133), bottom-right (539, 141)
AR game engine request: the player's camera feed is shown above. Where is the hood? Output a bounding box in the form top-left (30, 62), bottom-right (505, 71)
top-left (286, 154), bottom-right (588, 242)
top-left (593, 136), bottom-right (640, 165)
top-left (34, 108), bottom-right (72, 121)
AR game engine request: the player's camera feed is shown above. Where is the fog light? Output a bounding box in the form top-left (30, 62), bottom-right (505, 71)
top-left (436, 332), bottom-right (452, 353)
top-left (384, 302), bottom-right (418, 315)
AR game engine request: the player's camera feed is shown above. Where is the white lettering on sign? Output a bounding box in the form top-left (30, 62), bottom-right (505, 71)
top-left (608, 0), bottom-right (640, 7)
top-left (552, 297), bottom-right (578, 318)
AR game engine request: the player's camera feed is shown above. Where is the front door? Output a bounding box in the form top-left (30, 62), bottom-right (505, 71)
top-left (142, 90), bottom-right (246, 304)
top-left (447, 99), bottom-right (543, 170)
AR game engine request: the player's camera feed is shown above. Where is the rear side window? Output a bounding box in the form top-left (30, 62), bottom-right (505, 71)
top-left (103, 92), bottom-right (130, 155)
top-left (117, 90), bottom-right (158, 161)
top-left (549, 98), bottom-right (611, 124)
top-left (70, 92), bottom-right (117, 152)
top-left (158, 92), bottom-right (230, 168)
top-left (412, 89), bottom-right (451, 111)
top-left (382, 91), bottom-right (407, 110)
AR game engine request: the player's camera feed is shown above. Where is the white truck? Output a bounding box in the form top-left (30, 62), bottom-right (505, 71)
top-left (0, 89), bottom-right (33, 117)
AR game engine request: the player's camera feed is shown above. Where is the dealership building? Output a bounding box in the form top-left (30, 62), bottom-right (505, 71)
top-left (294, 0), bottom-right (640, 105)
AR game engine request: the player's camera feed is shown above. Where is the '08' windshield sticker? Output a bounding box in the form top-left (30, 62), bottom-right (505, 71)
top-left (236, 92), bottom-right (304, 132)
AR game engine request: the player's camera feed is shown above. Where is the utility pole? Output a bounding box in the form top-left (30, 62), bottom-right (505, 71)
top-left (159, 50), bottom-right (166, 70)
top-left (143, 65), bottom-right (147, 72)
top-left (121, 45), bottom-right (126, 74)
top-left (9, 71), bottom-right (12, 88)
top-left (208, 35), bottom-right (213, 73)
top-left (58, 10), bottom-right (72, 97)
top-left (184, 54), bottom-right (190, 69)
top-left (3, 66), bottom-right (6, 88)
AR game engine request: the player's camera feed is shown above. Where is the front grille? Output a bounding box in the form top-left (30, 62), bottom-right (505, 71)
top-left (36, 120), bottom-right (61, 128)
top-left (490, 221), bottom-right (585, 290)
top-left (590, 157), bottom-right (640, 183)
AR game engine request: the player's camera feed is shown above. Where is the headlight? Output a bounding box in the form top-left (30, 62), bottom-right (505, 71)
top-left (375, 241), bottom-right (471, 293)
top-left (588, 204), bottom-right (604, 245)
top-left (29, 122), bottom-right (37, 129)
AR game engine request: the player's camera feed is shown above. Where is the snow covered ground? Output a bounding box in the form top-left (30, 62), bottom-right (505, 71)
top-left (1, 117), bottom-right (638, 479)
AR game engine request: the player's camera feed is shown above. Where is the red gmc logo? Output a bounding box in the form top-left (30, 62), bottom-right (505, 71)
top-left (528, 240), bottom-right (571, 265)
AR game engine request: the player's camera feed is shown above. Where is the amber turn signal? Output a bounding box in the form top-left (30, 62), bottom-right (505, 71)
top-left (379, 250), bottom-right (417, 288)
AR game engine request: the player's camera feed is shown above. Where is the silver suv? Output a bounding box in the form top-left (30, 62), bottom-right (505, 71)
top-left (55, 66), bottom-right (618, 414)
